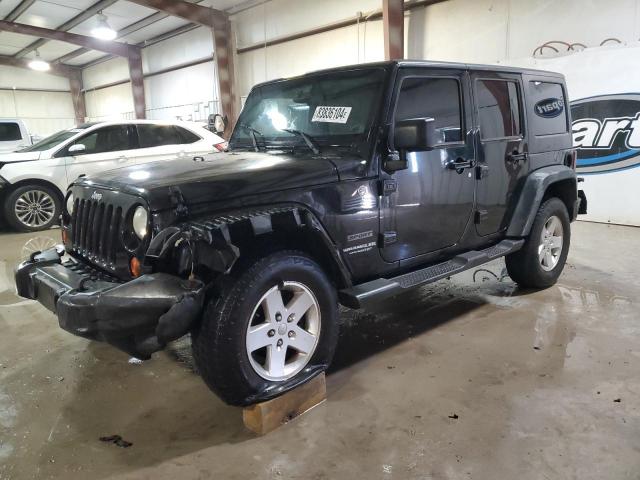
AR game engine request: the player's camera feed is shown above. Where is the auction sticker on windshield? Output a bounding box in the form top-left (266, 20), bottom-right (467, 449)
top-left (312, 106), bottom-right (352, 124)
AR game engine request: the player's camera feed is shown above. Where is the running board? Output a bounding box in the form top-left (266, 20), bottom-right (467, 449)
top-left (339, 239), bottom-right (524, 309)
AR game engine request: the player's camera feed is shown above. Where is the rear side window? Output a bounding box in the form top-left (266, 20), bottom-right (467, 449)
top-left (0, 122), bottom-right (22, 141)
top-left (137, 124), bottom-right (183, 147)
top-left (175, 126), bottom-right (201, 144)
top-left (395, 77), bottom-right (463, 145)
top-left (476, 79), bottom-right (521, 140)
top-left (529, 81), bottom-right (567, 136)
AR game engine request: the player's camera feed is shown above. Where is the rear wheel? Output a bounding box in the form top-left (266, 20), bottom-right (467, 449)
top-left (4, 184), bottom-right (61, 232)
top-left (505, 197), bottom-right (571, 289)
top-left (192, 250), bottom-right (339, 406)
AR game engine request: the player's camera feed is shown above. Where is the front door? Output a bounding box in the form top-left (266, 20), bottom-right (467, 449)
top-left (471, 73), bottom-right (527, 236)
top-left (63, 124), bottom-right (138, 185)
top-left (381, 69), bottom-right (476, 263)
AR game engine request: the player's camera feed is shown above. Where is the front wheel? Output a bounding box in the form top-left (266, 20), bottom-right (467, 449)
top-left (4, 184), bottom-right (61, 232)
top-left (505, 197), bottom-right (571, 289)
top-left (192, 250), bottom-right (339, 406)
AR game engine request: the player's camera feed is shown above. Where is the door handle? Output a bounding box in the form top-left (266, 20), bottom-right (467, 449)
top-left (117, 155), bottom-right (128, 162)
top-left (507, 151), bottom-right (527, 164)
top-left (445, 157), bottom-right (475, 174)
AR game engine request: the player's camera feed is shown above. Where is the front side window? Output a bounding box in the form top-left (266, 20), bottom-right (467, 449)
top-left (24, 127), bottom-right (90, 153)
top-left (70, 125), bottom-right (131, 155)
top-left (137, 124), bottom-right (183, 148)
top-left (476, 79), bottom-right (521, 140)
top-left (0, 123), bottom-right (21, 141)
top-left (395, 77), bottom-right (463, 145)
top-left (230, 69), bottom-right (386, 151)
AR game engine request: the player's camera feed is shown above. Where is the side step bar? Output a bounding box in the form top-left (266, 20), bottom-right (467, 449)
top-left (339, 239), bottom-right (524, 309)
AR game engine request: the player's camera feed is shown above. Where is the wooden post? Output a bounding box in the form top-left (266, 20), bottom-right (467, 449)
top-left (243, 373), bottom-right (326, 435)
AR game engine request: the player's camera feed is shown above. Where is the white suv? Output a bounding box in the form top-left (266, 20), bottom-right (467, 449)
top-left (0, 120), bottom-right (226, 232)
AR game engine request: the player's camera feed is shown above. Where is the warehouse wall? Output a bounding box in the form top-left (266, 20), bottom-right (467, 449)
top-left (83, 27), bottom-right (218, 122)
top-left (0, 65), bottom-right (75, 136)
top-left (232, 0), bottom-right (640, 97)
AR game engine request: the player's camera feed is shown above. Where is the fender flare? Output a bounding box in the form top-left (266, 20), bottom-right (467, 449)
top-left (506, 165), bottom-right (577, 237)
top-left (145, 204), bottom-right (353, 287)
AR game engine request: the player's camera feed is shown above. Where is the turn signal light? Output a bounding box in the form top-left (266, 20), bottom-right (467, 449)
top-left (61, 229), bottom-right (69, 245)
top-left (130, 257), bottom-right (142, 278)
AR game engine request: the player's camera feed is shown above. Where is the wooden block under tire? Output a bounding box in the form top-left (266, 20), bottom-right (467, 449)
top-left (242, 373), bottom-right (326, 435)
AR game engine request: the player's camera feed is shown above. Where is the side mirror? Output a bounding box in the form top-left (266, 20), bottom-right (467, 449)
top-left (68, 143), bottom-right (86, 154)
top-left (393, 117), bottom-right (438, 152)
top-left (208, 113), bottom-right (227, 135)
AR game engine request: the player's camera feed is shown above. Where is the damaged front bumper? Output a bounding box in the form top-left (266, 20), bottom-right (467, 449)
top-left (15, 247), bottom-right (204, 359)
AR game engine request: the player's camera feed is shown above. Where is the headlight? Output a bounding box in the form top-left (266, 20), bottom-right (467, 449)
top-left (132, 206), bottom-right (148, 239)
top-left (66, 194), bottom-right (74, 215)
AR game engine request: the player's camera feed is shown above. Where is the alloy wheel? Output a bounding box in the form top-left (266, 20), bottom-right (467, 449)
top-left (538, 215), bottom-right (563, 271)
top-left (245, 281), bottom-right (321, 381)
top-left (14, 190), bottom-right (56, 228)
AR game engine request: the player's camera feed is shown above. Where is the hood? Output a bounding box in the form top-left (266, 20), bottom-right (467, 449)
top-left (76, 151), bottom-right (342, 211)
top-left (0, 151), bottom-right (41, 162)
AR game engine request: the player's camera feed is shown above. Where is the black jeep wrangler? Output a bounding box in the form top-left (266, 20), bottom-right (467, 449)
top-left (15, 61), bottom-right (585, 406)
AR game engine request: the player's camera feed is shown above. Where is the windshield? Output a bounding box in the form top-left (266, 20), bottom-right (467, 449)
top-left (19, 127), bottom-right (87, 152)
top-left (230, 68), bottom-right (387, 151)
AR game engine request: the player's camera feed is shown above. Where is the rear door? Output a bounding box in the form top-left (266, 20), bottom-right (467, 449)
top-left (133, 124), bottom-right (188, 164)
top-left (471, 72), bottom-right (527, 236)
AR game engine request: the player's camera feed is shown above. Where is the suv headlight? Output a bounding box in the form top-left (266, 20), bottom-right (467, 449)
top-left (132, 206), bottom-right (148, 239)
top-left (66, 194), bottom-right (74, 215)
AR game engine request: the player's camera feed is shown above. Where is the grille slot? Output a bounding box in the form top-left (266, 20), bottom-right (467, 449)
top-left (71, 198), bottom-right (123, 268)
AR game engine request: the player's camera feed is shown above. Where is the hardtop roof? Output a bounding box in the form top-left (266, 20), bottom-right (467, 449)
top-left (253, 60), bottom-right (564, 89)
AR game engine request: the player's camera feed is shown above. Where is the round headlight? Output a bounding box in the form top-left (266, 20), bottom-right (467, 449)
top-left (66, 194), bottom-right (74, 215)
top-left (132, 206), bottom-right (148, 239)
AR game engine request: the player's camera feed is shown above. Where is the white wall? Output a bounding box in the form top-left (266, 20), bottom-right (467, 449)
top-left (233, 0), bottom-right (640, 96)
top-left (83, 27), bottom-right (218, 121)
top-left (0, 65), bottom-right (75, 136)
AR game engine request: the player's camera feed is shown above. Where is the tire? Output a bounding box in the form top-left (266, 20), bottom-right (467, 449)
top-left (192, 250), bottom-right (339, 406)
top-left (505, 197), bottom-right (571, 289)
top-left (4, 184), bottom-right (61, 232)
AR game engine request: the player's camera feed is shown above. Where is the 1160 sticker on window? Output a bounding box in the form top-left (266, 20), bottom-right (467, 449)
top-left (312, 106), bottom-right (352, 124)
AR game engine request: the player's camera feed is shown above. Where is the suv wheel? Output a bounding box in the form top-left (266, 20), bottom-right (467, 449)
top-left (192, 250), bottom-right (339, 406)
top-left (505, 197), bottom-right (571, 289)
top-left (4, 184), bottom-right (61, 232)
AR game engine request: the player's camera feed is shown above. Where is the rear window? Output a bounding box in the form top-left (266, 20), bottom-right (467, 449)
top-left (0, 122), bottom-right (22, 141)
top-left (476, 79), bottom-right (521, 140)
top-left (529, 81), bottom-right (568, 136)
top-left (137, 124), bottom-right (183, 148)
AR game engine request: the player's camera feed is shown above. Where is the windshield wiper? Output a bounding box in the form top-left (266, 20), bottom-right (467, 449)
top-left (236, 123), bottom-right (264, 152)
top-left (282, 129), bottom-right (320, 155)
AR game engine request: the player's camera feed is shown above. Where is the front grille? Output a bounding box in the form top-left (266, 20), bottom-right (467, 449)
top-left (71, 198), bottom-right (123, 268)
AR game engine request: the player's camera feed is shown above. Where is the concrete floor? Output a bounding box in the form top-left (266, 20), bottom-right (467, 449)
top-left (0, 221), bottom-right (638, 480)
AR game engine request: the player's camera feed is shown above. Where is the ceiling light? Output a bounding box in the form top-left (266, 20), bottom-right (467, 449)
top-left (91, 13), bottom-right (117, 40)
top-left (28, 50), bottom-right (50, 71)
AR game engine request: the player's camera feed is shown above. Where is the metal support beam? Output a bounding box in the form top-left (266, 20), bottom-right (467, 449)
top-left (13, 0), bottom-right (119, 58)
top-left (383, 0), bottom-right (405, 60)
top-left (127, 48), bottom-right (146, 119)
top-left (212, 16), bottom-right (237, 136)
top-left (0, 54), bottom-right (75, 77)
top-left (3, 0), bottom-right (37, 21)
top-left (68, 70), bottom-right (87, 125)
top-left (0, 20), bottom-right (133, 58)
top-left (126, 0), bottom-right (237, 133)
top-left (126, 0), bottom-right (225, 27)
